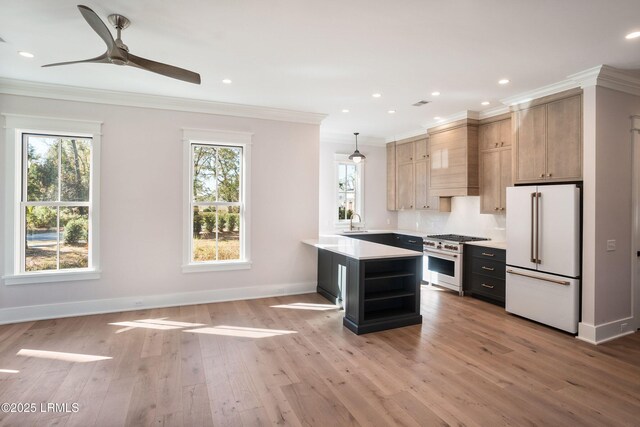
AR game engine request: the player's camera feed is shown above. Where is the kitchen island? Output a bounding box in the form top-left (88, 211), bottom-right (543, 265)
top-left (303, 235), bottom-right (423, 334)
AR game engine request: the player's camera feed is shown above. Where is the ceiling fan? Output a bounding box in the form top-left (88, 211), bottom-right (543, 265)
top-left (42, 5), bottom-right (201, 84)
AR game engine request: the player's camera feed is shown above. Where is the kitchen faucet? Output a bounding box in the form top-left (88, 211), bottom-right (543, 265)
top-left (349, 213), bottom-right (362, 231)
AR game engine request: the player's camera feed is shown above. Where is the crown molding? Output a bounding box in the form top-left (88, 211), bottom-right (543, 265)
top-left (568, 65), bottom-right (640, 96)
top-left (478, 105), bottom-right (510, 119)
top-left (0, 78), bottom-right (327, 125)
top-left (500, 78), bottom-right (579, 107)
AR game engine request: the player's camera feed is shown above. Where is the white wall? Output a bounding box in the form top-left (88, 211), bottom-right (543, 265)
top-left (319, 141), bottom-right (396, 233)
top-left (397, 197), bottom-right (507, 241)
top-left (579, 85), bottom-right (640, 342)
top-left (0, 94), bottom-right (320, 322)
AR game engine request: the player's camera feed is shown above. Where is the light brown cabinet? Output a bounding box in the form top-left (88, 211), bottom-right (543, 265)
top-left (415, 158), bottom-right (443, 211)
top-left (386, 142), bottom-right (396, 210)
top-left (479, 118), bottom-right (511, 150)
top-left (397, 162), bottom-right (414, 210)
top-left (479, 148), bottom-right (512, 213)
top-left (478, 115), bottom-right (513, 214)
top-left (396, 141), bottom-right (415, 164)
top-left (427, 119), bottom-right (479, 197)
top-left (513, 90), bottom-right (582, 184)
top-left (387, 136), bottom-right (450, 212)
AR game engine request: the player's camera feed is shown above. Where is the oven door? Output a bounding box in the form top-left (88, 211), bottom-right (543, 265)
top-left (424, 247), bottom-right (462, 293)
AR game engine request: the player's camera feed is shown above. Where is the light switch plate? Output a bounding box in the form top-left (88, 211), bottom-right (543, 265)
top-left (606, 239), bottom-right (616, 251)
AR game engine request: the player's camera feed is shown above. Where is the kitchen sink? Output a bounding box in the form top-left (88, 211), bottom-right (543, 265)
top-left (342, 230), bottom-right (368, 234)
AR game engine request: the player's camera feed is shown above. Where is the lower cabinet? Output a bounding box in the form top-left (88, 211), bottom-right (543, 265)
top-left (317, 249), bottom-right (347, 305)
top-left (463, 245), bottom-right (506, 305)
top-left (343, 256), bottom-right (423, 335)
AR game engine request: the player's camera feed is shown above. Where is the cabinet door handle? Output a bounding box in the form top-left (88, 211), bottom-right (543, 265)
top-left (481, 266), bottom-right (495, 271)
top-left (539, 174), bottom-right (544, 178)
top-left (481, 283), bottom-right (495, 289)
top-left (494, 207), bottom-right (499, 211)
top-left (426, 205), bottom-right (430, 209)
top-left (481, 252), bottom-right (495, 257)
top-left (501, 142), bottom-right (504, 146)
top-left (410, 157), bottom-right (413, 160)
top-left (495, 143), bottom-right (499, 148)
top-left (426, 154), bottom-right (430, 158)
top-left (547, 173), bottom-right (553, 177)
top-left (500, 207), bottom-right (505, 211)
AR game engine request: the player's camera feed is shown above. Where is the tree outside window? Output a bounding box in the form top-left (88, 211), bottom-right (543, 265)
top-left (23, 134), bottom-right (92, 272)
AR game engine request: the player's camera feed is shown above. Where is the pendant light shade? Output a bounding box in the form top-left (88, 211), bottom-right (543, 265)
top-left (348, 132), bottom-right (366, 163)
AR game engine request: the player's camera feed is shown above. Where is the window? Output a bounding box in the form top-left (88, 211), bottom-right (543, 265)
top-left (183, 129), bottom-right (251, 272)
top-left (335, 155), bottom-right (363, 225)
top-left (2, 115), bottom-right (101, 285)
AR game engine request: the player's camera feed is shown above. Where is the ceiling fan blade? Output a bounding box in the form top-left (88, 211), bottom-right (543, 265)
top-left (42, 52), bottom-right (110, 67)
top-left (127, 53), bottom-right (201, 84)
top-left (77, 5), bottom-right (116, 52)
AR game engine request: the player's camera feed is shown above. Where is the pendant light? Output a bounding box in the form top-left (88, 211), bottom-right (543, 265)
top-left (348, 132), bottom-right (366, 163)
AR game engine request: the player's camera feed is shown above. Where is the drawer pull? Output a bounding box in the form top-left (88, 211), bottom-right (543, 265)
top-left (481, 252), bottom-right (495, 257)
top-left (408, 240), bottom-right (418, 243)
top-left (481, 284), bottom-right (494, 289)
top-left (481, 266), bottom-right (495, 271)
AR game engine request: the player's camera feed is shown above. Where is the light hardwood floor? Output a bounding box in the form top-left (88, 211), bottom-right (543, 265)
top-left (0, 287), bottom-right (639, 426)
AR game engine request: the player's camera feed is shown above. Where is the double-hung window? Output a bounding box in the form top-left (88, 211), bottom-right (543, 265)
top-left (335, 154), bottom-right (364, 225)
top-left (2, 115), bottom-right (101, 285)
top-left (182, 129), bottom-right (251, 272)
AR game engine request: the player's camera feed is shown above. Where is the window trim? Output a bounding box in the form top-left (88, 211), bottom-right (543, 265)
top-left (2, 114), bottom-right (102, 285)
top-left (333, 153), bottom-right (364, 228)
top-left (182, 128), bottom-right (252, 273)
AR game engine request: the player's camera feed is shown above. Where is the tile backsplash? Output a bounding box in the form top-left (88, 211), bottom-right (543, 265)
top-left (397, 196), bottom-right (507, 241)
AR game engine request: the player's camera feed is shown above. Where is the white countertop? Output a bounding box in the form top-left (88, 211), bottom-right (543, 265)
top-left (303, 235), bottom-right (423, 260)
top-left (329, 229), bottom-right (434, 238)
top-left (465, 240), bottom-right (507, 250)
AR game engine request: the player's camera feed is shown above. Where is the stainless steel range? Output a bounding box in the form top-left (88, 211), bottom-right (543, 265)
top-left (423, 234), bottom-right (489, 295)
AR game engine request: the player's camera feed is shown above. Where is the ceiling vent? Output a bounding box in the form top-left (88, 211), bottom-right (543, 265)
top-left (412, 100), bottom-right (430, 107)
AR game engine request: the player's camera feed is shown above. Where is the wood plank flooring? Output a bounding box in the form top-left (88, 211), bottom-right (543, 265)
top-left (0, 286), bottom-right (639, 426)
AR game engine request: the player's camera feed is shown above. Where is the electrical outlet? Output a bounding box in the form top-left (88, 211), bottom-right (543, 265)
top-left (134, 300), bottom-right (143, 307)
top-left (386, 218), bottom-right (391, 225)
top-left (606, 240), bottom-right (616, 251)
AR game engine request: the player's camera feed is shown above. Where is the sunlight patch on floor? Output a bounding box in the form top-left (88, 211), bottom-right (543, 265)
top-left (109, 321), bottom-right (183, 332)
top-left (135, 318), bottom-right (206, 327)
top-left (184, 325), bottom-right (297, 338)
top-left (0, 369), bottom-right (19, 373)
top-left (270, 302), bottom-right (340, 311)
top-left (17, 349), bottom-right (112, 363)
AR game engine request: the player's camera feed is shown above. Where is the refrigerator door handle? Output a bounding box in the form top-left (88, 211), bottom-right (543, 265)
top-left (530, 192), bottom-right (536, 263)
top-left (506, 269), bottom-right (570, 286)
top-left (535, 192), bottom-right (541, 264)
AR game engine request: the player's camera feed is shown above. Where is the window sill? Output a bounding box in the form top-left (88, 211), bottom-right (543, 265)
top-left (2, 269), bottom-right (101, 285)
top-left (182, 261), bottom-right (252, 273)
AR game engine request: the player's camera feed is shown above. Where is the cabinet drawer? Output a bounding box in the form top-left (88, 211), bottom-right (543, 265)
top-left (469, 275), bottom-right (505, 301)
top-left (471, 257), bottom-right (505, 279)
top-left (393, 234), bottom-right (423, 251)
top-left (466, 245), bottom-right (505, 262)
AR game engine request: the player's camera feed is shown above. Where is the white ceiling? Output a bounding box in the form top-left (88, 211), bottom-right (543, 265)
top-left (1, 0), bottom-right (639, 141)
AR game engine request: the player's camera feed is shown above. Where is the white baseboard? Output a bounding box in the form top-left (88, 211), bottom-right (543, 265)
top-left (577, 317), bottom-right (636, 344)
top-left (0, 281), bottom-right (317, 325)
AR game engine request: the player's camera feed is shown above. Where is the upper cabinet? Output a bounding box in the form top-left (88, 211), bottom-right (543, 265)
top-left (386, 142), bottom-right (396, 211)
top-left (513, 89), bottom-right (582, 184)
top-left (479, 118), bottom-right (511, 150)
top-left (478, 115), bottom-right (513, 214)
top-left (396, 141), bottom-right (415, 164)
top-left (427, 119), bottom-right (480, 197)
top-left (387, 136), bottom-right (451, 212)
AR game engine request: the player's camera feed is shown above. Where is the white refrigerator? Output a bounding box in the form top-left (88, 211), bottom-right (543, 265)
top-left (506, 184), bottom-right (580, 333)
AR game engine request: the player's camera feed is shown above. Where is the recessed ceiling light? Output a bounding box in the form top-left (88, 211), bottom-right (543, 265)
top-left (388, 110), bottom-right (396, 114)
top-left (431, 91), bottom-right (440, 96)
top-left (626, 31), bottom-right (640, 39)
top-left (341, 109), bottom-right (350, 113)
top-left (18, 51), bottom-right (34, 58)
top-left (222, 79), bottom-right (232, 84)
top-left (498, 79), bottom-right (510, 85)
top-left (372, 93), bottom-right (382, 98)
top-left (433, 116), bottom-right (441, 120)
top-left (481, 101), bottom-right (490, 106)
